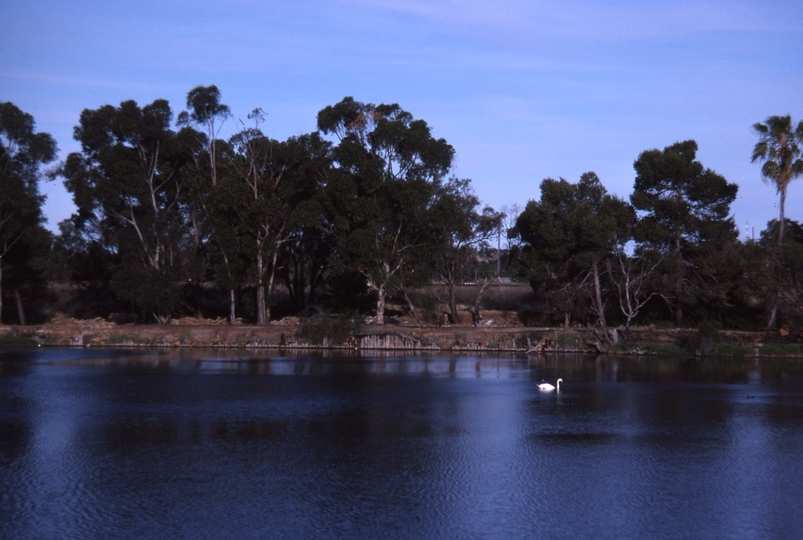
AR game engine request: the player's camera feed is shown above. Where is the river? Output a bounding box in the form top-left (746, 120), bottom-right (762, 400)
top-left (2, 348), bottom-right (803, 539)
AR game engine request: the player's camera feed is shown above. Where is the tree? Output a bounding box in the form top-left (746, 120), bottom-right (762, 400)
top-left (177, 86), bottom-right (233, 319)
top-left (751, 116), bottom-right (803, 328)
top-left (275, 133), bottom-right (333, 314)
top-left (223, 109), bottom-right (331, 324)
top-left (515, 172), bottom-right (632, 329)
top-left (225, 109), bottom-right (287, 325)
top-left (318, 97), bottom-right (454, 324)
top-left (61, 98), bottom-right (193, 322)
top-left (177, 85), bottom-right (231, 187)
top-left (429, 177), bottom-right (502, 324)
top-left (605, 250), bottom-right (662, 336)
top-left (751, 116), bottom-right (803, 247)
top-left (631, 140), bottom-right (738, 327)
top-left (0, 102), bottom-right (57, 324)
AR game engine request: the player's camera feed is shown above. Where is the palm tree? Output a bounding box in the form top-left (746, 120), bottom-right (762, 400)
top-left (752, 115), bottom-right (803, 328)
top-left (752, 115), bottom-right (803, 246)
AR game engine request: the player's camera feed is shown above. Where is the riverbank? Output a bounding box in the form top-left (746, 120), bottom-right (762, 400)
top-left (2, 317), bottom-right (800, 357)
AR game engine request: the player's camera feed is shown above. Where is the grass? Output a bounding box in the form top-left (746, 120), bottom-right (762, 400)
top-left (108, 333), bottom-right (142, 345)
top-left (759, 343), bottom-right (803, 358)
top-left (713, 343), bottom-right (754, 357)
top-left (298, 314), bottom-right (361, 345)
top-left (612, 342), bottom-right (690, 356)
top-left (557, 332), bottom-right (582, 348)
top-left (0, 335), bottom-right (39, 347)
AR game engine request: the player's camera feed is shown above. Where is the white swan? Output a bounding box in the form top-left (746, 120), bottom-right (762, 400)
top-left (538, 378), bottom-right (563, 392)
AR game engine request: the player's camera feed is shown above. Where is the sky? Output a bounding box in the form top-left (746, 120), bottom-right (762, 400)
top-left (2, 0), bottom-right (802, 239)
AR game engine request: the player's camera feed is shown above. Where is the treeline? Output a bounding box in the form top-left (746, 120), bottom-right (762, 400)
top-left (1, 89), bottom-right (802, 331)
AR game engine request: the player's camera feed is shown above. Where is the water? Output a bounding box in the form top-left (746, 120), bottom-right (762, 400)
top-left (2, 348), bottom-right (803, 539)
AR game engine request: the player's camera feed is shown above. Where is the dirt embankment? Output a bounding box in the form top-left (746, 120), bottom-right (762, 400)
top-left (0, 315), bottom-right (783, 355)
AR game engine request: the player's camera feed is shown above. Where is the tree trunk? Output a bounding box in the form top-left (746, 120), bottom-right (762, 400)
top-left (375, 282), bottom-right (386, 325)
top-left (674, 236), bottom-right (683, 328)
top-left (264, 249), bottom-right (280, 324)
top-left (448, 279), bottom-right (459, 324)
top-left (15, 289), bottom-right (25, 326)
top-left (256, 246), bottom-right (266, 325)
top-left (779, 187), bottom-right (786, 247)
top-left (0, 260), bottom-right (3, 325)
top-left (257, 284), bottom-right (266, 325)
top-left (471, 277), bottom-right (495, 326)
top-left (400, 286), bottom-right (422, 325)
top-left (195, 282), bottom-right (203, 318)
top-left (592, 260), bottom-right (606, 329)
top-left (229, 288), bottom-right (236, 325)
top-left (768, 188), bottom-right (786, 329)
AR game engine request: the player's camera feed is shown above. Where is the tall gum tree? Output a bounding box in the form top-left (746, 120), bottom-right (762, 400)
top-left (317, 97), bottom-right (454, 324)
top-left (224, 109), bottom-right (331, 324)
top-left (631, 140), bottom-right (738, 327)
top-left (0, 102), bottom-right (57, 323)
top-left (429, 177), bottom-right (502, 324)
top-left (177, 86), bottom-right (233, 319)
top-left (61, 98), bottom-right (192, 322)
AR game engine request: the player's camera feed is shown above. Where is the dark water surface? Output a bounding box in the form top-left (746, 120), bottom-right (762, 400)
top-left (3, 348), bottom-right (803, 539)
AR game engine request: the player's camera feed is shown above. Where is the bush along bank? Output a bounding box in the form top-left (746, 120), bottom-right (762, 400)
top-left (2, 319), bottom-right (803, 357)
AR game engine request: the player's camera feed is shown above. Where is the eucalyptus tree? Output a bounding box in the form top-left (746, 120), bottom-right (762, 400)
top-left (61, 98), bottom-right (194, 322)
top-left (175, 86), bottom-right (235, 318)
top-left (224, 109), bottom-right (284, 324)
top-left (275, 133), bottom-right (333, 313)
top-left (0, 102), bottom-right (57, 323)
top-left (429, 177), bottom-right (502, 324)
top-left (223, 109), bottom-right (332, 324)
top-left (317, 97), bottom-right (454, 324)
top-left (515, 172), bottom-right (633, 329)
top-left (631, 140), bottom-right (738, 327)
top-left (177, 85), bottom-right (231, 187)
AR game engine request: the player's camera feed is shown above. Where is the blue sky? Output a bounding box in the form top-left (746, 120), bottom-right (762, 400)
top-left (2, 0), bottom-right (802, 239)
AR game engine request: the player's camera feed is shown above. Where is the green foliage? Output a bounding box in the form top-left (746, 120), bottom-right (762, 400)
top-left (60, 97), bottom-right (194, 322)
top-left (108, 333), bottom-right (142, 344)
top-left (0, 102), bottom-right (57, 324)
top-left (557, 332), bottom-right (582, 347)
top-left (631, 140), bottom-right (738, 327)
top-left (297, 314), bottom-right (361, 345)
top-left (759, 343), bottom-right (803, 357)
top-left (613, 342), bottom-right (691, 356)
top-left (0, 334), bottom-right (39, 347)
top-left (318, 97), bottom-right (455, 324)
top-left (515, 172), bottom-right (633, 327)
top-left (418, 293), bottom-right (439, 325)
top-left (20, 91), bottom-right (790, 335)
top-left (752, 115), bottom-right (803, 245)
top-left (713, 343), bottom-right (753, 357)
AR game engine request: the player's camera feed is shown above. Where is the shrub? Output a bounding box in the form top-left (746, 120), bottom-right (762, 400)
top-left (418, 294), bottom-right (439, 325)
top-left (0, 335), bottom-right (39, 347)
top-left (759, 343), bottom-right (803, 358)
top-left (298, 314), bottom-right (361, 345)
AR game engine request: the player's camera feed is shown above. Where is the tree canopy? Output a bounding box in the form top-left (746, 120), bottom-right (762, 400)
top-left (1, 92), bottom-right (798, 333)
top-left (0, 102), bottom-right (57, 324)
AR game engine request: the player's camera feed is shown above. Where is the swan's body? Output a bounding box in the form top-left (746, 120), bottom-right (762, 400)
top-left (538, 378), bottom-right (563, 392)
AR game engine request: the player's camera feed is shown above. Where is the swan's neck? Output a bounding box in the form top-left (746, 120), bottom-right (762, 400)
top-left (556, 379), bottom-right (562, 392)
